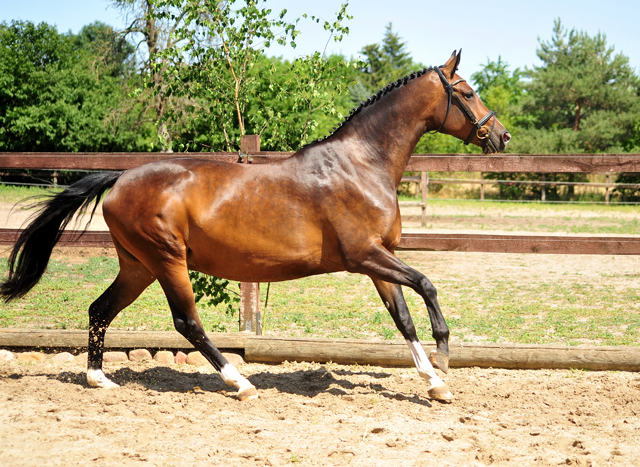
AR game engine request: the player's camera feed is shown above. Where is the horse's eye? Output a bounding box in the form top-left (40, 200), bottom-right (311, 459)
top-left (465, 91), bottom-right (474, 99)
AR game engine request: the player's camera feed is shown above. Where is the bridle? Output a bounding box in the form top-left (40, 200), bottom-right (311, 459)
top-left (429, 66), bottom-right (499, 153)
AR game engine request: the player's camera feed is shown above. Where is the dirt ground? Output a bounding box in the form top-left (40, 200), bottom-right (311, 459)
top-left (1, 356), bottom-right (639, 467)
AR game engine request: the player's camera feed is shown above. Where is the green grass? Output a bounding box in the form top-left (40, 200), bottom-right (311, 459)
top-left (0, 185), bottom-right (58, 203)
top-left (0, 254), bottom-right (637, 347)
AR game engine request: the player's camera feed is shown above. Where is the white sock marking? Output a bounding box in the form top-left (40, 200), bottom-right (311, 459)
top-left (406, 340), bottom-right (446, 390)
top-left (220, 363), bottom-right (255, 393)
top-left (87, 369), bottom-right (119, 389)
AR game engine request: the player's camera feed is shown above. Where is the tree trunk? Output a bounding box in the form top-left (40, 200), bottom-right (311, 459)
top-left (573, 102), bottom-right (581, 132)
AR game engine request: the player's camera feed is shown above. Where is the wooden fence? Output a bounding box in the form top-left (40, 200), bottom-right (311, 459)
top-left (1, 138), bottom-right (639, 335)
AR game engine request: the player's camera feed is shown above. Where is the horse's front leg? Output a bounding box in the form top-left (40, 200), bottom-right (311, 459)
top-left (349, 244), bottom-right (450, 369)
top-left (371, 278), bottom-right (452, 403)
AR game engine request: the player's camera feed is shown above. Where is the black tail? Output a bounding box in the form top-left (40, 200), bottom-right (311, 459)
top-left (0, 171), bottom-right (123, 301)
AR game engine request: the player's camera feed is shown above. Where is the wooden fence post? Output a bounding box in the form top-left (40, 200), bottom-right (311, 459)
top-left (239, 135), bottom-right (261, 334)
top-left (541, 174), bottom-right (546, 202)
top-left (420, 171), bottom-right (427, 227)
top-left (605, 174), bottom-right (611, 205)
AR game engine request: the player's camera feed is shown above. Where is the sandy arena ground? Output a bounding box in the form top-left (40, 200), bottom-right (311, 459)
top-left (1, 356), bottom-right (639, 467)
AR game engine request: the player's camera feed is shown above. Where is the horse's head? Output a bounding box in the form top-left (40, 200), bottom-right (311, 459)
top-left (430, 50), bottom-right (511, 154)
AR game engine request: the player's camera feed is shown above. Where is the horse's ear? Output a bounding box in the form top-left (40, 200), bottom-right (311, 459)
top-left (442, 49), bottom-right (462, 79)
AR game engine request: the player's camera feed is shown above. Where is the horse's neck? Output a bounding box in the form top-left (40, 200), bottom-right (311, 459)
top-left (342, 79), bottom-right (433, 185)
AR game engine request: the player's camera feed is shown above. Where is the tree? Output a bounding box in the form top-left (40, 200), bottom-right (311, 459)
top-left (148, 0), bottom-right (356, 151)
top-left (0, 20), bottom-right (151, 153)
top-left (517, 18), bottom-right (640, 154)
top-left (109, 0), bottom-right (200, 151)
top-left (356, 23), bottom-right (416, 95)
top-left (471, 56), bottom-right (524, 129)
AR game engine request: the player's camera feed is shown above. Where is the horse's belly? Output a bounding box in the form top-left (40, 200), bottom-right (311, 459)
top-left (187, 229), bottom-right (343, 283)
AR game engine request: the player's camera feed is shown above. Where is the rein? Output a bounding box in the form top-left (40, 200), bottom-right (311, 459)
top-left (431, 66), bottom-right (498, 153)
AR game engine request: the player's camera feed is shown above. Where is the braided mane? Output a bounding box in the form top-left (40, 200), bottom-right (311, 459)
top-left (308, 66), bottom-right (435, 145)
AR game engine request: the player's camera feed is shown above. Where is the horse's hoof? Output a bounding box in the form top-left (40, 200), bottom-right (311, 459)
top-left (87, 369), bottom-right (120, 389)
top-left (429, 349), bottom-right (450, 374)
top-left (428, 385), bottom-right (453, 403)
top-left (237, 386), bottom-right (259, 401)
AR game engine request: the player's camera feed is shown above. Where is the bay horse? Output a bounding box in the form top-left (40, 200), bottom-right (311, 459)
top-left (1, 51), bottom-right (510, 402)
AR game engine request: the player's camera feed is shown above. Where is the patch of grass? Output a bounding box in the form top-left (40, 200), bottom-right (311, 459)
top-left (0, 184), bottom-right (58, 203)
top-left (0, 255), bottom-right (638, 346)
top-left (0, 257), bottom-right (237, 333)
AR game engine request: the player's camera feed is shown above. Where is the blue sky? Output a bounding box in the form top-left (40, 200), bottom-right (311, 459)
top-left (2, 0), bottom-right (639, 79)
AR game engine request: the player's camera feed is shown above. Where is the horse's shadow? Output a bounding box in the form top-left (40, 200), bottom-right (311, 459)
top-left (44, 365), bottom-right (433, 407)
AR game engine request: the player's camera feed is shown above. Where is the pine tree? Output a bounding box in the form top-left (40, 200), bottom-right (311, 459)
top-left (357, 23), bottom-right (417, 92)
top-left (518, 18), bottom-right (639, 153)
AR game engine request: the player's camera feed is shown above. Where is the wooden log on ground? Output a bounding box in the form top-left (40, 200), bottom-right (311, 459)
top-left (0, 329), bottom-right (247, 350)
top-left (244, 337), bottom-right (640, 372)
top-left (1, 330), bottom-right (638, 371)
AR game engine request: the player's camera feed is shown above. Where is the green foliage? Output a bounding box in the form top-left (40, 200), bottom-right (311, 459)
top-left (357, 23), bottom-right (417, 92)
top-left (188, 271), bottom-right (240, 316)
top-left (0, 20), bottom-right (155, 152)
top-left (147, 0), bottom-right (357, 151)
top-left (514, 18), bottom-right (640, 154)
top-left (471, 56), bottom-right (525, 130)
top-left (613, 172), bottom-right (640, 202)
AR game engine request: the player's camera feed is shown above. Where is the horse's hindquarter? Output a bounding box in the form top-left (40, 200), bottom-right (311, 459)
top-left (104, 158), bottom-right (343, 282)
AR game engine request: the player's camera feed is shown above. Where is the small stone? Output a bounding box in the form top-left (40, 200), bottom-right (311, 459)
top-left (0, 349), bottom-right (14, 362)
top-left (441, 430), bottom-right (455, 442)
top-left (52, 352), bottom-right (75, 362)
top-left (154, 351), bottom-right (174, 365)
top-left (370, 427), bottom-right (385, 434)
top-left (17, 351), bottom-right (47, 362)
top-left (222, 352), bottom-right (245, 367)
top-left (103, 351), bottom-right (128, 363)
top-left (186, 351), bottom-right (209, 366)
top-left (175, 351), bottom-right (188, 364)
top-left (75, 352), bottom-right (88, 363)
top-left (129, 349), bottom-right (152, 362)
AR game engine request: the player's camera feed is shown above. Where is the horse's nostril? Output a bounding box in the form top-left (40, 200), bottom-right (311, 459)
top-left (503, 132), bottom-right (511, 144)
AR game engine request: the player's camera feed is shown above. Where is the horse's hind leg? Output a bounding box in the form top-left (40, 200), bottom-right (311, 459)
top-left (87, 253), bottom-right (155, 389)
top-left (372, 278), bottom-right (452, 402)
top-left (156, 263), bottom-right (258, 401)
